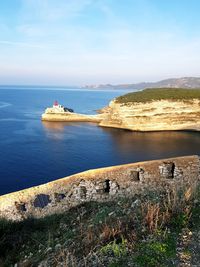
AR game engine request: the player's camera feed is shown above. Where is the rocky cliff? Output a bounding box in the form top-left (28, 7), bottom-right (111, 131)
top-left (99, 89), bottom-right (200, 131)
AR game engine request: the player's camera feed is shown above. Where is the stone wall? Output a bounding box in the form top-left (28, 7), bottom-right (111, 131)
top-left (0, 155), bottom-right (199, 221)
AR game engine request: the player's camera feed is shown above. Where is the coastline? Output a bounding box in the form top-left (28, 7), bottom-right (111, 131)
top-left (41, 99), bottom-right (200, 132)
top-left (42, 112), bottom-right (103, 123)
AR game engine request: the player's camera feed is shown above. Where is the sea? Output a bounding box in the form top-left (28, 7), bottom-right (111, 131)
top-left (0, 86), bottom-right (200, 195)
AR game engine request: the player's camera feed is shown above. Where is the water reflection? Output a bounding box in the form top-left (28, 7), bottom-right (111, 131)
top-left (42, 121), bottom-right (66, 131)
top-left (42, 121), bottom-right (99, 132)
top-left (42, 121), bottom-right (101, 141)
top-left (102, 128), bottom-right (200, 161)
top-left (42, 121), bottom-right (69, 140)
top-left (42, 121), bottom-right (200, 162)
top-left (42, 121), bottom-right (200, 161)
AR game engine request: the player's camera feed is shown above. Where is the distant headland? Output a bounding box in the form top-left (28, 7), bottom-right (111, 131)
top-left (42, 88), bottom-right (200, 132)
top-left (81, 76), bottom-right (200, 90)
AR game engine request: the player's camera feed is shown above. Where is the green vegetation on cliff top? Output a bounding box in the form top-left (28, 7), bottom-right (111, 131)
top-left (116, 88), bottom-right (200, 104)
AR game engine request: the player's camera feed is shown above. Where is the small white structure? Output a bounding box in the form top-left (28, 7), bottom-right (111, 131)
top-left (45, 101), bottom-right (70, 114)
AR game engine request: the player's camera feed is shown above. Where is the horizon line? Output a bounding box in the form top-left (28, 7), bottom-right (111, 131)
top-left (0, 76), bottom-right (200, 88)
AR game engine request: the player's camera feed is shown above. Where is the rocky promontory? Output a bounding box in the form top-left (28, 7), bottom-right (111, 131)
top-left (42, 112), bottom-right (103, 123)
top-left (42, 88), bottom-right (200, 131)
top-left (99, 88), bottom-right (200, 131)
top-left (41, 101), bottom-right (103, 122)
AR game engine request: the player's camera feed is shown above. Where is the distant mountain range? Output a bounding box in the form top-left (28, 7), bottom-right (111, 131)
top-left (82, 77), bottom-right (200, 90)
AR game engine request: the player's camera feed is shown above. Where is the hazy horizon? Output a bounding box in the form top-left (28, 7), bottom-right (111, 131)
top-left (0, 75), bottom-right (200, 88)
top-left (1, 0), bottom-right (200, 85)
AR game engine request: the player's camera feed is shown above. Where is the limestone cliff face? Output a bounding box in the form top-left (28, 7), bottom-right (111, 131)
top-left (99, 99), bottom-right (200, 131)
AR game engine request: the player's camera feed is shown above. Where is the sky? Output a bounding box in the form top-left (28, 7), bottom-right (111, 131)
top-left (0, 0), bottom-right (200, 86)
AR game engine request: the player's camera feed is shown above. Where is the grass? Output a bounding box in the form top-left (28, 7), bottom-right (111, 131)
top-left (133, 235), bottom-right (176, 267)
top-left (0, 184), bottom-right (199, 266)
top-left (115, 88), bottom-right (200, 104)
top-left (100, 237), bottom-right (128, 258)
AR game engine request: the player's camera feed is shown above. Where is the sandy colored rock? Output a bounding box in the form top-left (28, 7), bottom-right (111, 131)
top-left (42, 112), bottom-right (103, 123)
top-left (99, 99), bottom-right (200, 131)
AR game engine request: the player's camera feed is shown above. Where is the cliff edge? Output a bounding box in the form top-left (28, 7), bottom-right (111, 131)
top-left (99, 88), bottom-right (200, 131)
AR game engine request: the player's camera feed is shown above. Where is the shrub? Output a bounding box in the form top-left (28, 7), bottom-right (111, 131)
top-left (116, 88), bottom-right (200, 104)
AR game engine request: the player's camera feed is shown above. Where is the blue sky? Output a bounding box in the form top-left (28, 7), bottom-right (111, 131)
top-left (0, 0), bottom-right (200, 85)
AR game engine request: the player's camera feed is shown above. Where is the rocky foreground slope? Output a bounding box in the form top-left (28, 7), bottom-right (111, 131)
top-left (1, 173), bottom-right (200, 267)
top-left (99, 88), bottom-right (200, 131)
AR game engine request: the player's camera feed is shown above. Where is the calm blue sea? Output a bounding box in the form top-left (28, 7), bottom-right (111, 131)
top-left (0, 86), bottom-right (199, 195)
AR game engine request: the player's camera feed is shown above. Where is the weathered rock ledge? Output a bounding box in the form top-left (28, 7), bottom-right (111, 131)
top-left (99, 99), bottom-right (200, 131)
top-left (42, 112), bottom-right (103, 123)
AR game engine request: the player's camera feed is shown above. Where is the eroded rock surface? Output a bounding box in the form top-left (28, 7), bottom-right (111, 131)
top-left (99, 99), bottom-right (200, 131)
